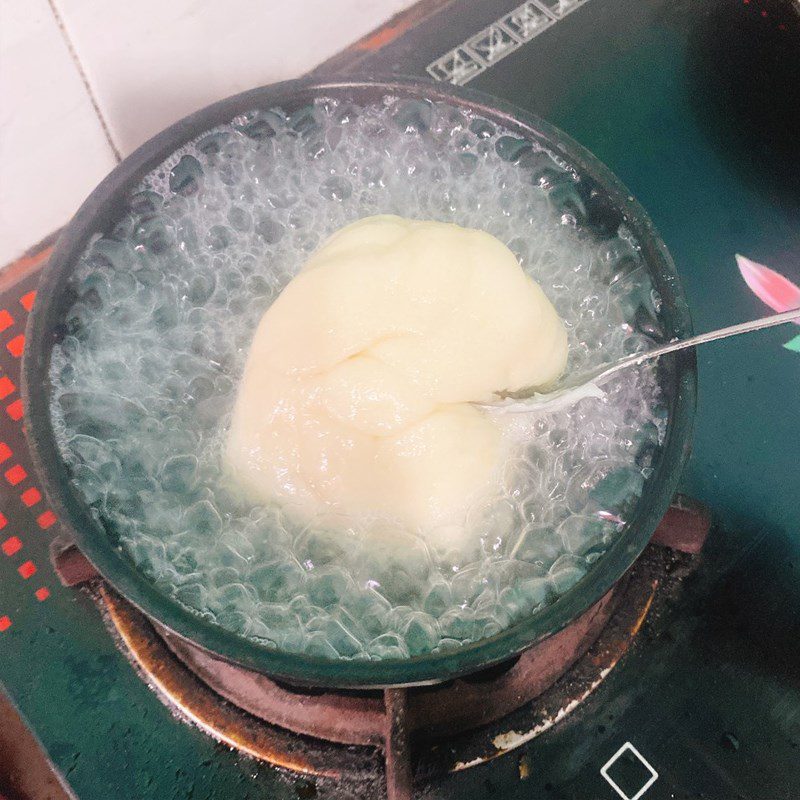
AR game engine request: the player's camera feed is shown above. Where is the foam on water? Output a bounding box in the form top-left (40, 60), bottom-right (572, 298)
top-left (48, 97), bottom-right (666, 660)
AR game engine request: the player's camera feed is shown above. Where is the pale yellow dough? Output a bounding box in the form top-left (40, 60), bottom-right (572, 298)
top-left (226, 215), bottom-right (568, 535)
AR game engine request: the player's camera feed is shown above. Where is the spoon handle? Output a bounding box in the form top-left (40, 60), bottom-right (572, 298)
top-left (578, 306), bottom-right (800, 389)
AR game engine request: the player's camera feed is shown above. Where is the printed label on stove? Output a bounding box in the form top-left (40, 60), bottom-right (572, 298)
top-left (600, 742), bottom-right (659, 800)
top-left (426, 0), bottom-right (590, 85)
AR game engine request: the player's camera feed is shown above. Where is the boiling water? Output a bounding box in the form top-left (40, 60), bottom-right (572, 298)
top-left (49, 97), bottom-right (665, 660)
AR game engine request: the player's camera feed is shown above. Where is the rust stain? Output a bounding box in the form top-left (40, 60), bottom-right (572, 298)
top-left (628, 583), bottom-right (657, 637)
top-left (356, 23), bottom-right (408, 52)
top-left (518, 754), bottom-right (531, 779)
top-left (0, 245), bottom-right (53, 294)
top-left (8, 246), bottom-right (52, 273)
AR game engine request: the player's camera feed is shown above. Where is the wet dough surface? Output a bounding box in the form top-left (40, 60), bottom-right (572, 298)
top-left (226, 215), bottom-right (568, 535)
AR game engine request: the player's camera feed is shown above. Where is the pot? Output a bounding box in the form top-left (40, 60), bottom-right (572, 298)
top-left (22, 76), bottom-right (696, 688)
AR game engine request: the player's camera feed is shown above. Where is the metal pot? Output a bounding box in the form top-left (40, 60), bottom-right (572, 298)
top-left (22, 76), bottom-right (696, 688)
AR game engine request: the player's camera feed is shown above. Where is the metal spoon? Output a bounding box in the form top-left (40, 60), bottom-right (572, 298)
top-left (481, 307), bottom-right (800, 414)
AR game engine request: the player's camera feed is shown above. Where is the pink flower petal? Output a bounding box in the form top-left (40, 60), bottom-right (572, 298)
top-left (736, 254), bottom-right (800, 324)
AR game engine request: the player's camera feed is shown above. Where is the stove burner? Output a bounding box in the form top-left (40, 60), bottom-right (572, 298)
top-left (157, 588), bottom-right (618, 744)
top-left (93, 540), bottom-right (704, 800)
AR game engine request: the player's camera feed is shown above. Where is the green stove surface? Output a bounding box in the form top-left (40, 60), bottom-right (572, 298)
top-left (1, 1), bottom-right (799, 798)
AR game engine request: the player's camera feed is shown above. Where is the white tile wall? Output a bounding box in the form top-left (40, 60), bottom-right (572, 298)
top-left (1, 0), bottom-right (415, 268)
top-left (0, 0), bottom-right (117, 267)
top-left (53, 0), bottom-right (415, 157)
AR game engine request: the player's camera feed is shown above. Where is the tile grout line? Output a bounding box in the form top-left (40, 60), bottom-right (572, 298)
top-left (46, 0), bottom-right (122, 162)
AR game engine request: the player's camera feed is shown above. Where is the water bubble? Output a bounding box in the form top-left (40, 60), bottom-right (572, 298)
top-left (169, 155), bottom-right (203, 196)
top-left (319, 176), bottom-right (352, 201)
top-left (495, 136), bottom-right (533, 163)
top-left (439, 608), bottom-right (478, 641)
top-left (59, 392), bottom-right (147, 439)
top-left (402, 612), bottom-right (440, 655)
top-left (303, 632), bottom-right (339, 659)
top-left (234, 110), bottom-right (279, 140)
top-left (510, 524), bottom-right (563, 568)
top-left (295, 525), bottom-right (347, 570)
top-left (196, 131), bottom-right (230, 156)
top-left (173, 582), bottom-right (206, 610)
top-left (227, 206), bottom-right (252, 232)
top-left (308, 617), bottom-right (361, 657)
top-left (392, 99), bottom-right (433, 134)
top-left (85, 238), bottom-right (129, 272)
top-left (368, 633), bottom-right (409, 660)
top-left (245, 274), bottom-right (270, 296)
top-left (188, 272), bottom-right (216, 306)
top-left (129, 190), bottom-right (164, 216)
top-left (289, 105), bottom-right (321, 136)
top-left (255, 216), bottom-right (285, 243)
top-left (589, 468), bottom-right (645, 509)
top-left (184, 499), bottom-right (222, 535)
top-left (548, 554), bottom-right (587, 594)
top-left (360, 532), bottom-right (433, 605)
top-left (469, 118), bottom-right (495, 139)
top-left (152, 301), bottom-right (179, 331)
top-left (343, 587), bottom-right (391, 638)
top-left (206, 225), bottom-right (232, 251)
top-left (423, 581), bottom-right (452, 617)
top-left (251, 560), bottom-right (306, 603)
top-left (452, 153), bottom-right (479, 177)
top-left (557, 515), bottom-right (607, 556)
top-left (160, 454), bottom-right (199, 493)
top-left (134, 216), bottom-right (174, 255)
top-left (257, 603), bottom-right (299, 631)
top-left (306, 567), bottom-right (351, 608)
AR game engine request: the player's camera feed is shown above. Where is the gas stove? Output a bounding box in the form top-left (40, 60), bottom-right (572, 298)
top-left (50, 518), bottom-right (708, 800)
top-left (2, 1), bottom-right (800, 799)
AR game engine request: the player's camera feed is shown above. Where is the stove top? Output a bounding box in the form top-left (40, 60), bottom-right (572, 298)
top-left (2, 1), bottom-right (799, 799)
